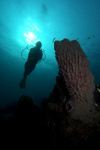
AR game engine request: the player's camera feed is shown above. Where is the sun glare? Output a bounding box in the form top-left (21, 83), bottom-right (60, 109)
top-left (21, 19), bottom-right (40, 45)
top-left (24, 32), bottom-right (37, 44)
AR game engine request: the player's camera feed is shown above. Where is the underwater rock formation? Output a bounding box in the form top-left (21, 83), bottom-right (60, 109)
top-left (17, 95), bottom-right (34, 111)
top-left (94, 84), bottom-right (100, 105)
top-left (54, 39), bottom-right (95, 123)
top-left (1, 95), bottom-right (100, 148)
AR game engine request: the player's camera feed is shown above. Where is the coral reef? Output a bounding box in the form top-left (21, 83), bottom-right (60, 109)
top-left (54, 38), bottom-right (95, 123)
top-left (1, 94), bottom-right (100, 149)
top-left (94, 84), bottom-right (100, 105)
top-left (0, 38), bottom-right (100, 149)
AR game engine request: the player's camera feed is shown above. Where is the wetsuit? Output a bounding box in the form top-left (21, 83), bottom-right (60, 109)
top-left (24, 47), bottom-right (43, 78)
top-left (19, 46), bottom-right (43, 88)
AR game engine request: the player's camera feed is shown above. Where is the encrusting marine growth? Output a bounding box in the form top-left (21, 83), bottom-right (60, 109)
top-left (54, 38), bottom-right (95, 123)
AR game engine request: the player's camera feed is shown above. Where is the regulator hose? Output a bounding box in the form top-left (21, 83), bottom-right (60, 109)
top-left (21, 45), bottom-right (46, 61)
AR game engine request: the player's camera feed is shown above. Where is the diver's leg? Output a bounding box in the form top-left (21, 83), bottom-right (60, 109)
top-left (24, 60), bottom-right (36, 77)
top-left (19, 61), bottom-right (29, 89)
top-left (19, 60), bottom-right (36, 88)
top-left (19, 77), bottom-right (26, 89)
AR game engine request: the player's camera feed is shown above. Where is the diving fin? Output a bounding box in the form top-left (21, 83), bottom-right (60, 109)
top-left (19, 78), bottom-right (26, 89)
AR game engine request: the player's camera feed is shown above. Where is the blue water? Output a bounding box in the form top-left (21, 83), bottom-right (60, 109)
top-left (0, 0), bottom-right (100, 109)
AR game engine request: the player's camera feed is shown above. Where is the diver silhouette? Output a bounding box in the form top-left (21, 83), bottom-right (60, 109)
top-left (19, 41), bottom-right (43, 88)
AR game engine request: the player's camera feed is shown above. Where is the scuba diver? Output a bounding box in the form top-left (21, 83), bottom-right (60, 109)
top-left (19, 41), bottom-right (43, 88)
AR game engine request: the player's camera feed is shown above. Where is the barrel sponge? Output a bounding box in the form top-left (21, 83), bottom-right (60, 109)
top-left (54, 38), bottom-right (95, 123)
